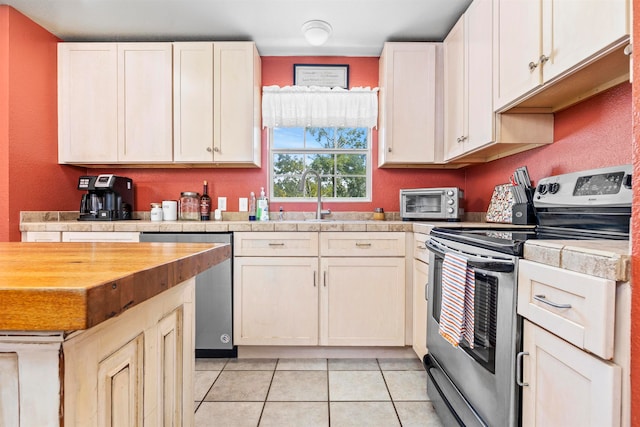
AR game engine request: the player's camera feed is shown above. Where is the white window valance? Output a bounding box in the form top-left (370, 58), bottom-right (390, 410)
top-left (262, 85), bottom-right (379, 128)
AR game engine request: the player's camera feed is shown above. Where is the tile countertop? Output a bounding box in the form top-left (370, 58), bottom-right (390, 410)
top-left (524, 239), bottom-right (631, 282)
top-left (19, 211), bottom-right (530, 234)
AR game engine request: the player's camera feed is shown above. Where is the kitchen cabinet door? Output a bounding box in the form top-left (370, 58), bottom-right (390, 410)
top-left (494, 0), bottom-right (541, 111)
top-left (320, 257), bottom-right (405, 346)
top-left (443, 15), bottom-right (466, 161)
top-left (58, 43), bottom-right (119, 164)
top-left (378, 42), bottom-right (442, 166)
top-left (117, 43), bottom-right (173, 163)
top-left (213, 42), bottom-right (262, 166)
top-left (173, 42), bottom-right (261, 166)
top-left (412, 257), bottom-right (428, 359)
top-left (173, 42), bottom-right (215, 162)
top-left (542, 0), bottom-right (629, 83)
top-left (233, 257), bottom-right (319, 345)
top-left (521, 320), bottom-right (621, 427)
top-left (495, 0), bottom-right (629, 111)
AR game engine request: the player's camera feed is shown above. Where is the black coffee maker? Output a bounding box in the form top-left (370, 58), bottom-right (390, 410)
top-left (78, 174), bottom-right (135, 221)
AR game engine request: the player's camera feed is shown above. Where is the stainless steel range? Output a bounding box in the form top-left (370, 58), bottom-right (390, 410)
top-left (423, 164), bottom-right (632, 427)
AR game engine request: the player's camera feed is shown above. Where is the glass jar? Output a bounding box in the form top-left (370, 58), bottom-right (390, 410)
top-left (179, 192), bottom-right (200, 221)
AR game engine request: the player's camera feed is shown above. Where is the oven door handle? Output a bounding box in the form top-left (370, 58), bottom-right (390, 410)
top-left (426, 239), bottom-right (515, 273)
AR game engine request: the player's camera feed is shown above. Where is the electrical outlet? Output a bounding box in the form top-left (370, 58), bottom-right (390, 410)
top-left (218, 197), bottom-right (227, 211)
top-left (239, 197), bottom-right (248, 212)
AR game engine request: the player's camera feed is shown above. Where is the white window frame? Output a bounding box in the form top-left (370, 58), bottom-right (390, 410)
top-left (268, 127), bottom-right (372, 203)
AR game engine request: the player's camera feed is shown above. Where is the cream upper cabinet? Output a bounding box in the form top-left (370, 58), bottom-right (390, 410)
top-left (58, 43), bottom-right (173, 164)
top-left (444, 0), bottom-right (494, 161)
top-left (378, 42), bottom-right (442, 166)
top-left (117, 43), bottom-right (173, 163)
top-left (58, 43), bottom-right (119, 163)
top-left (495, 0), bottom-right (629, 111)
top-left (173, 42), bottom-right (261, 166)
top-left (444, 0), bottom-right (554, 163)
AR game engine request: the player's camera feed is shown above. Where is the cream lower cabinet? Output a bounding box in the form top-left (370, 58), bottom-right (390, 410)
top-left (21, 231), bottom-right (62, 242)
top-left (63, 280), bottom-right (194, 426)
top-left (319, 232), bottom-right (406, 346)
top-left (518, 259), bottom-right (625, 427)
top-left (521, 320), bottom-right (621, 427)
top-left (62, 232), bottom-right (140, 242)
top-left (233, 256), bottom-right (319, 345)
top-left (233, 231), bottom-right (406, 347)
top-left (411, 233), bottom-right (429, 358)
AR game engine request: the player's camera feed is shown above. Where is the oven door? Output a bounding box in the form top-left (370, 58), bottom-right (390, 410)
top-left (425, 236), bottom-right (521, 427)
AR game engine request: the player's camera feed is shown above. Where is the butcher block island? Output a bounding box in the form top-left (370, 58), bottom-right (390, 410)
top-left (0, 242), bottom-right (230, 427)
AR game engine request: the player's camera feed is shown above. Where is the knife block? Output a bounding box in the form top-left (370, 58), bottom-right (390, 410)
top-left (512, 203), bottom-right (536, 225)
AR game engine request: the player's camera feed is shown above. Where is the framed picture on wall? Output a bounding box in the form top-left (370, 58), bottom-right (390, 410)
top-left (293, 64), bottom-right (349, 89)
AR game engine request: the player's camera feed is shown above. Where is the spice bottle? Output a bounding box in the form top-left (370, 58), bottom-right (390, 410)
top-left (200, 180), bottom-right (211, 221)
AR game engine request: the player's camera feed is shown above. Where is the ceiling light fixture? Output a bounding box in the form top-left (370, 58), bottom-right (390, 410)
top-left (302, 20), bottom-right (332, 46)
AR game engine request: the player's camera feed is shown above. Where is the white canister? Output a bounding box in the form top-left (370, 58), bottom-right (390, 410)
top-left (150, 203), bottom-right (163, 222)
top-left (162, 200), bottom-right (178, 221)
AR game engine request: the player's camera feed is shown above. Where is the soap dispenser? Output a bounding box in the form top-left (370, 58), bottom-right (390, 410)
top-left (257, 187), bottom-right (269, 221)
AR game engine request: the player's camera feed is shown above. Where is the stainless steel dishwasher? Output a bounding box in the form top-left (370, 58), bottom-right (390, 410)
top-left (139, 232), bottom-right (235, 358)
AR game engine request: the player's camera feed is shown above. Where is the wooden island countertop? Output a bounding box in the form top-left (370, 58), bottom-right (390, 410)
top-left (0, 241), bottom-right (231, 331)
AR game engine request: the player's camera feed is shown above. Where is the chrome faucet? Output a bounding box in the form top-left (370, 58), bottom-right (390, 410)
top-left (298, 168), bottom-right (330, 220)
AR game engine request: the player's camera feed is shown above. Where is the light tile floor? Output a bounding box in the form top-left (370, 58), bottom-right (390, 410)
top-left (194, 357), bottom-right (444, 427)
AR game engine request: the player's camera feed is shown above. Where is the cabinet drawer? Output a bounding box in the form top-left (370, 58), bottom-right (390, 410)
top-left (62, 232), bottom-right (140, 242)
top-left (413, 233), bottom-right (430, 264)
top-left (517, 260), bottom-right (615, 359)
top-left (320, 232), bottom-right (406, 257)
top-left (234, 232), bottom-right (318, 257)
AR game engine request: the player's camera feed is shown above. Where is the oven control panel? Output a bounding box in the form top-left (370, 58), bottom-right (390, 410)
top-left (534, 164), bottom-right (632, 208)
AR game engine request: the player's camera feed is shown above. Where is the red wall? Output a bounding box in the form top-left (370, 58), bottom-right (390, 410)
top-left (631, 0), bottom-right (640, 425)
top-left (465, 83), bottom-right (632, 212)
top-left (0, 6), bottom-right (81, 242)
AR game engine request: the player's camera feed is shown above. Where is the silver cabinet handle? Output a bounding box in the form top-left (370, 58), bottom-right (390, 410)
top-left (516, 351), bottom-right (529, 386)
top-left (387, 147), bottom-right (392, 153)
top-left (416, 244), bottom-right (427, 250)
top-left (529, 54), bottom-right (550, 71)
top-left (323, 271), bottom-right (327, 287)
top-left (534, 294), bottom-right (571, 309)
top-left (313, 271), bottom-right (317, 287)
top-left (355, 242), bottom-right (372, 248)
top-left (268, 242), bottom-right (285, 246)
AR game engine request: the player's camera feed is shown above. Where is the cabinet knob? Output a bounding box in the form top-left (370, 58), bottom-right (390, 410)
top-left (387, 147), bottom-right (392, 153)
top-left (214, 147), bottom-right (220, 153)
top-left (206, 147), bottom-right (213, 153)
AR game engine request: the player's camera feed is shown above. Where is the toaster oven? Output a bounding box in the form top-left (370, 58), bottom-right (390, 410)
top-left (400, 188), bottom-right (464, 221)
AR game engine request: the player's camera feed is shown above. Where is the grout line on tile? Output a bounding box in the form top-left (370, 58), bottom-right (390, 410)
top-left (378, 360), bottom-right (403, 426)
top-left (255, 361), bottom-right (278, 426)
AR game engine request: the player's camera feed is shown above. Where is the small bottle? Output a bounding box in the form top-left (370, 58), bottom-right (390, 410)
top-left (200, 180), bottom-right (211, 221)
top-left (258, 187), bottom-right (269, 221)
top-left (249, 192), bottom-right (257, 221)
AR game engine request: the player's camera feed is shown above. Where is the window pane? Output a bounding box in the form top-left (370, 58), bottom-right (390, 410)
top-left (273, 127), bottom-right (305, 149)
top-left (306, 153), bottom-right (334, 175)
top-left (273, 153), bottom-right (304, 175)
top-left (336, 154), bottom-right (366, 176)
top-left (273, 174), bottom-right (304, 198)
top-left (336, 176), bottom-right (367, 198)
top-left (305, 127), bottom-right (335, 149)
top-left (337, 127), bottom-right (368, 149)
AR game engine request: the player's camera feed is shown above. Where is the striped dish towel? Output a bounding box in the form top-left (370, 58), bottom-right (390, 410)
top-left (439, 252), bottom-right (476, 348)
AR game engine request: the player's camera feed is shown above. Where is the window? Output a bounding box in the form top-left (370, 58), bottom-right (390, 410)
top-left (270, 126), bottom-right (371, 201)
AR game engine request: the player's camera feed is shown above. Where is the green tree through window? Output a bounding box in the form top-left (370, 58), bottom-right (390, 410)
top-left (270, 127), bottom-right (371, 200)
